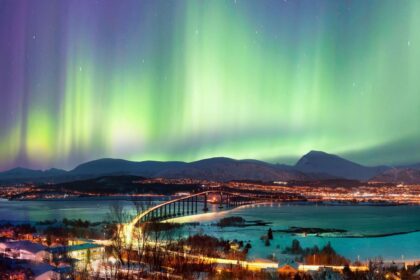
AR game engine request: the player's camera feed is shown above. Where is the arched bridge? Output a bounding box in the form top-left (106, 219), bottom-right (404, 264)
top-left (129, 190), bottom-right (267, 228)
top-left (122, 190), bottom-right (271, 244)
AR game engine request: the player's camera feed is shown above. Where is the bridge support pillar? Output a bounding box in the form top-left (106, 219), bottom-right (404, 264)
top-left (190, 197), bottom-right (193, 213)
top-left (195, 196), bottom-right (198, 213)
top-left (203, 193), bottom-right (209, 212)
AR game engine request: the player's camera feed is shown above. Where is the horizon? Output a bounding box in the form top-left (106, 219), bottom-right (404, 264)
top-left (1, 149), bottom-right (418, 173)
top-left (1, 0), bottom-right (419, 170)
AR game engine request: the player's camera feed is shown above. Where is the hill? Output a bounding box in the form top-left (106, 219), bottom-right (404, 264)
top-left (371, 168), bottom-right (420, 184)
top-left (53, 175), bottom-right (201, 195)
top-left (295, 151), bottom-right (389, 181)
top-left (155, 157), bottom-right (308, 181)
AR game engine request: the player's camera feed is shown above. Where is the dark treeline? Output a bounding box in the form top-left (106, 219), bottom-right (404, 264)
top-left (283, 239), bottom-right (349, 266)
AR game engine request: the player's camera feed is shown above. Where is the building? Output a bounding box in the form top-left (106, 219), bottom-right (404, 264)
top-left (48, 242), bottom-right (104, 268)
top-left (0, 240), bottom-right (50, 262)
top-left (308, 267), bottom-right (344, 280)
top-left (277, 264), bottom-right (298, 275)
top-left (0, 257), bottom-right (72, 280)
top-left (278, 262), bottom-right (299, 276)
top-left (23, 262), bottom-right (60, 280)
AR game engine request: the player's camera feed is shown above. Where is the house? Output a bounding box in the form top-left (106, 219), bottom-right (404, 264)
top-left (278, 261), bottom-right (299, 276)
top-left (308, 267), bottom-right (344, 280)
top-left (23, 262), bottom-right (60, 280)
top-left (48, 242), bottom-right (104, 267)
top-left (383, 261), bottom-right (405, 270)
top-left (0, 257), bottom-right (71, 280)
top-left (0, 227), bottom-right (14, 238)
top-left (0, 240), bottom-right (50, 262)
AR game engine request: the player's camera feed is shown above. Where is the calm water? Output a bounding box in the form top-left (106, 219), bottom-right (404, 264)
top-left (173, 203), bottom-right (420, 234)
top-left (171, 203), bottom-right (420, 262)
top-left (0, 198), bottom-right (153, 223)
top-left (1, 199), bottom-right (419, 261)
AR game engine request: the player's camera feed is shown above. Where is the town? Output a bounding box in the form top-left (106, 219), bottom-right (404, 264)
top-left (1, 177), bottom-right (419, 205)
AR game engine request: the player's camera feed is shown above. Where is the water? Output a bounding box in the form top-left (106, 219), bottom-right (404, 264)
top-left (1, 199), bottom-right (419, 261)
top-left (0, 198), bottom-right (155, 223)
top-left (173, 203), bottom-right (420, 234)
top-left (170, 203), bottom-right (420, 262)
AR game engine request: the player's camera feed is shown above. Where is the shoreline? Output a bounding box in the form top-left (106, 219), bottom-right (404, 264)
top-left (339, 229), bottom-right (420, 238)
top-left (5, 196), bottom-right (419, 207)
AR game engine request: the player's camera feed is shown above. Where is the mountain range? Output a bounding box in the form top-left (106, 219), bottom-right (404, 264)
top-left (1, 151), bottom-right (419, 184)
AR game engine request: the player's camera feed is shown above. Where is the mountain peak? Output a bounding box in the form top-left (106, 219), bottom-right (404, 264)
top-left (306, 150), bottom-right (328, 156)
top-left (4, 167), bottom-right (40, 174)
top-left (191, 157), bottom-right (237, 165)
top-left (295, 150), bottom-right (387, 180)
top-left (296, 150), bottom-right (345, 167)
top-left (303, 150), bottom-right (341, 159)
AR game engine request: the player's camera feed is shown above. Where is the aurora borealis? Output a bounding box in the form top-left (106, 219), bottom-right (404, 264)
top-left (0, 0), bottom-right (419, 171)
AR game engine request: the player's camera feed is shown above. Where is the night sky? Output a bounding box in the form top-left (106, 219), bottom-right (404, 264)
top-left (0, 0), bottom-right (419, 170)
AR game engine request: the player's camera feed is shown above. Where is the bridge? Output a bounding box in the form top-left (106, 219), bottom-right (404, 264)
top-left (122, 189), bottom-right (270, 245)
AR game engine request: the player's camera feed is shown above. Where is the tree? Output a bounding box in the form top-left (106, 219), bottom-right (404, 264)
top-left (291, 239), bottom-right (301, 254)
top-left (46, 234), bottom-right (52, 246)
top-left (342, 264), bottom-right (354, 280)
top-left (267, 228), bottom-right (273, 240)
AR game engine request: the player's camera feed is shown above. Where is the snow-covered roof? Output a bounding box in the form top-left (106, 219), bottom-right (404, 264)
top-left (1, 240), bottom-right (47, 254)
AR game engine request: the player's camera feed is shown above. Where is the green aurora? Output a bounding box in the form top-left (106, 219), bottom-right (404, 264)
top-left (0, 0), bottom-right (419, 170)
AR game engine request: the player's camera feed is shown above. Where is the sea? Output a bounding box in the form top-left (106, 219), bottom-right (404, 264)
top-left (1, 198), bottom-right (419, 262)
